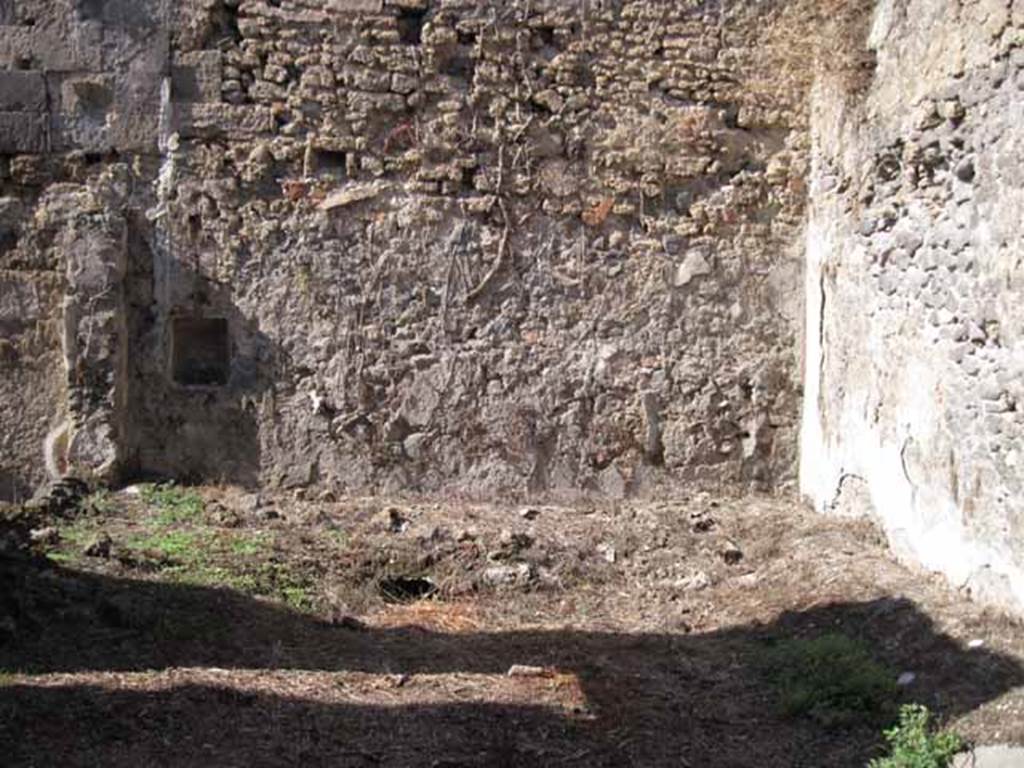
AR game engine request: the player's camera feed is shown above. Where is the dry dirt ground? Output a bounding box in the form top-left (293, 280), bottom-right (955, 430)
top-left (1, 486), bottom-right (1023, 767)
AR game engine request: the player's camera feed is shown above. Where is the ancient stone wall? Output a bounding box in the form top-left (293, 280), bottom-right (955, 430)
top-left (0, 0), bottom-right (160, 499)
top-left (1, 0), bottom-right (809, 499)
top-left (802, 0), bottom-right (1024, 613)
top-left (4, 0), bottom-right (1023, 616)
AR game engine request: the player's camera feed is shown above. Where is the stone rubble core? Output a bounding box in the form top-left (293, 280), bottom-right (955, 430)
top-left (0, 0), bottom-right (1021, 616)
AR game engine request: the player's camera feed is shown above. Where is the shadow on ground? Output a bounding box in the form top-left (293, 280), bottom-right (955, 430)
top-left (1, 552), bottom-right (1022, 767)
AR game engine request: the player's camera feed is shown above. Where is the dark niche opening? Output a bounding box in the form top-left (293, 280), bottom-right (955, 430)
top-left (171, 317), bottom-right (230, 387)
top-left (205, 0), bottom-right (242, 48)
top-left (379, 576), bottom-right (436, 603)
top-left (460, 164), bottom-right (476, 190)
top-left (396, 7), bottom-right (427, 45)
top-left (0, 225), bottom-right (18, 256)
top-left (534, 26), bottom-right (557, 48)
top-left (440, 53), bottom-right (475, 80)
top-left (72, 80), bottom-right (114, 118)
top-left (171, 66), bottom-right (202, 102)
top-left (315, 148), bottom-right (347, 179)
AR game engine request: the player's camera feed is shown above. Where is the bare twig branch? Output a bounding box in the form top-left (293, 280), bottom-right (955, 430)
top-left (466, 198), bottom-right (512, 303)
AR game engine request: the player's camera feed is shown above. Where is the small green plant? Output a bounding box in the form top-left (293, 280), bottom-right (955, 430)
top-left (229, 531), bottom-right (269, 557)
top-left (136, 538), bottom-right (316, 612)
top-left (870, 704), bottom-right (965, 768)
top-left (128, 529), bottom-right (202, 561)
top-left (761, 633), bottom-right (898, 727)
top-left (253, 561), bottom-right (316, 612)
top-left (47, 516), bottom-right (104, 565)
top-left (56, 517), bottom-right (99, 551)
top-left (84, 488), bottom-right (115, 515)
top-left (140, 483), bottom-right (204, 525)
top-left (281, 585), bottom-right (313, 612)
top-left (168, 563), bottom-right (250, 590)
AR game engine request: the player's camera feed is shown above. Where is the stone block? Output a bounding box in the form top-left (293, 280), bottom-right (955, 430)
top-left (328, 0), bottom-right (384, 11)
top-left (51, 77), bottom-right (120, 153)
top-left (102, 26), bottom-right (168, 73)
top-left (82, 0), bottom-right (163, 28)
top-left (0, 112), bottom-right (47, 153)
top-left (0, 25), bottom-right (102, 72)
top-left (0, 70), bottom-right (45, 112)
top-left (953, 746), bottom-right (1024, 768)
top-left (106, 103), bottom-right (161, 153)
top-left (171, 51), bottom-right (222, 103)
top-left (175, 103), bottom-right (274, 139)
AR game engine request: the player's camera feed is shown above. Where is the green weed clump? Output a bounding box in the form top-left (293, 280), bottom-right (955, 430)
top-left (128, 529), bottom-right (202, 561)
top-left (124, 529), bottom-right (314, 613)
top-left (229, 532), bottom-right (269, 557)
top-left (869, 704), bottom-right (965, 768)
top-left (139, 483), bottom-right (205, 524)
top-left (84, 488), bottom-right (115, 515)
top-left (762, 633), bottom-right (898, 727)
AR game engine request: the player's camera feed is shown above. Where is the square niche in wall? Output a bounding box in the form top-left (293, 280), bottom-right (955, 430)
top-left (171, 317), bottom-right (230, 387)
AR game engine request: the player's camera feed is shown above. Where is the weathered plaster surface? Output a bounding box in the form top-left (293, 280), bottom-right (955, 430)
top-left (803, 0), bottom-right (1024, 613)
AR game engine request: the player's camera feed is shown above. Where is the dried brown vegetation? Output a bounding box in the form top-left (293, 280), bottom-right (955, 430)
top-left (2, 488), bottom-right (1023, 766)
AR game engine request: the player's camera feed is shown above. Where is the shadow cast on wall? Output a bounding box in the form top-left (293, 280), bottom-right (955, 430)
top-left (1, 553), bottom-right (1021, 767)
top-left (122, 212), bottom-right (278, 489)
